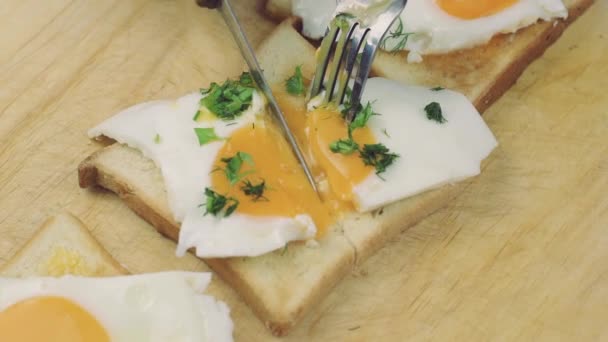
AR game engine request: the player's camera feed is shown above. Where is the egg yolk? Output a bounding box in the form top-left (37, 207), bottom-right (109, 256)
top-left (210, 88), bottom-right (376, 235)
top-left (436, 0), bottom-right (518, 19)
top-left (0, 296), bottom-right (110, 342)
top-left (306, 106), bottom-right (376, 203)
top-left (211, 123), bottom-right (335, 235)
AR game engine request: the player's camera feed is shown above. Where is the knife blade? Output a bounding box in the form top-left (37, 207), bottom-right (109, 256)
top-left (196, 0), bottom-right (319, 194)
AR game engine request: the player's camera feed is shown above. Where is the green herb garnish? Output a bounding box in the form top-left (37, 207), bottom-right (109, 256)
top-left (348, 101), bottom-right (376, 137)
top-left (238, 72), bottom-right (254, 87)
top-left (285, 66), bottom-right (305, 96)
top-left (430, 86), bottom-right (444, 91)
top-left (334, 13), bottom-right (354, 30)
top-left (329, 138), bottom-right (359, 155)
top-left (202, 187), bottom-right (239, 217)
top-left (154, 134), bottom-right (161, 144)
top-left (331, 101), bottom-right (398, 175)
top-left (218, 151), bottom-right (255, 185)
top-left (331, 101), bottom-right (377, 156)
top-left (424, 102), bottom-right (446, 124)
top-left (199, 72), bottom-right (255, 121)
top-left (194, 127), bottom-right (222, 146)
top-left (379, 18), bottom-right (412, 53)
top-left (359, 143), bottom-right (399, 176)
top-left (193, 110), bottom-right (202, 121)
top-left (343, 85), bottom-right (353, 108)
top-left (240, 179), bottom-right (267, 201)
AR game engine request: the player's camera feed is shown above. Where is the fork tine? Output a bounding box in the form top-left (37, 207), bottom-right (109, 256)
top-left (323, 21), bottom-right (357, 103)
top-left (311, 0), bottom-right (408, 113)
top-left (345, 40), bottom-right (376, 121)
top-left (310, 25), bottom-right (339, 99)
top-left (333, 27), bottom-right (369, 106)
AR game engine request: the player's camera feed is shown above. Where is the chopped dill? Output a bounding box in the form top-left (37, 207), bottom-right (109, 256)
top-left (379, 18), bottom-right (412, 53)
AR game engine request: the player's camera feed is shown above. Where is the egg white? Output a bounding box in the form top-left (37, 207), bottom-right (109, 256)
top-left (0, 272), bottom-right (232, 342)
top-left (293, 0), bottom-right (567, 56)
top-left (352, 78), bottom-right (497, 211)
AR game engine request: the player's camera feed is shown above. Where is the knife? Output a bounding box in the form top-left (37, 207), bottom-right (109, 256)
top-left (196, 0), bottom-right (319, 194)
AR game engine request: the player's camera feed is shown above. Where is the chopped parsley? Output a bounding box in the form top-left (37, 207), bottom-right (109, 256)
top-left (334, 13), bottom-right (354, 30)
top-left (430, 86), bottom-right (444, 91)
top-left (343, 86), bottom-right (353, 107)
top-left (241, 179), bottom-right (267, 201)
top-left (192, 110), bottom-right (202, 121)
top-left (329, 138), bottom-right (359, 155)
top-left (359, 143), bottom-right (399, 176)
top-left (202, 187), bottom-right (239, 217)
top-left (379, 18), bottom-right (412, 53)
top-left (330, 101), bottom-right (399, 175)
top-left (217, 151), bottom-right (255, 185)
top-left (153, 134), bottom-right (161, 144)
top-left (348, 102), bottom-right (376, 137)
top-left (199, 72), bottom-right (255, 121)
top-left (424, 102), bottom-right (447, 124)
top-left (194, 127), bottom-right (222, 145)
top-left (238, 72), bottom-right (254, 87)
top-left (285, 66), bottom-right (305, 96)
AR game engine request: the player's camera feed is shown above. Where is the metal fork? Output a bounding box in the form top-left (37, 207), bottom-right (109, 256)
top-left (309, 0), bottom-right (407, 121)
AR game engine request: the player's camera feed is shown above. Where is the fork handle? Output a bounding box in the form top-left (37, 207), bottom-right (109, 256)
top-left (196, 0), bottom-right (221, 9)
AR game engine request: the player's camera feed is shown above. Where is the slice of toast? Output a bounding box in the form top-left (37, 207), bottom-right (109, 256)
top-left (78, 1), bottom-right (593, 334)
top-left (78, 20), bottom-right (466, 336)
top-left (0, 212), bottom-right (129, 277)
top-left (264, 0), bottom-right (594, 112)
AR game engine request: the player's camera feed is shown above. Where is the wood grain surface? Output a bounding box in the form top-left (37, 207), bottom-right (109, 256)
top-left (1, 0), bottom-right (607, 340)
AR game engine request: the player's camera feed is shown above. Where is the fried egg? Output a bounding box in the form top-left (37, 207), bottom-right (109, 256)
top-left (0, 272), bottom-right (232, 341)
top-left (90, 74), bottom-right (496, 258)
top-left (293, 0), bottom-right (567, 56)
top-left (90, 89), bottom-right (324, 258)
top-left (277, 78), bottom-right (497, 212)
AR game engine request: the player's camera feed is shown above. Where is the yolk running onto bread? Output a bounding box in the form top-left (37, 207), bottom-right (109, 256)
top-left (436, 0), bottom-right (518, 19)
top-left (276, 89), bottom-right (376, 212)
top-left (0, 296), bottom-right (110, 342)
top-left (210, 88), bottom-right (377, 235)
top-left (211, 122), bottom-right (334, 235)
top-left (306, 107), bottom-right (376, 203)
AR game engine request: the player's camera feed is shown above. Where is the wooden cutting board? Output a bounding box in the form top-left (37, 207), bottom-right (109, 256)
top-left (1, 0), bottom-right (607, 340)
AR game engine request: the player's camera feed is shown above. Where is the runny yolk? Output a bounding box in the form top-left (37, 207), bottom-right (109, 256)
top-left (436, 0), bottom-right (518, 19)
top-left (211, 122), bottom-right (334, 235)
top-left (209, 88), bottom-right (376, 235)
top-left (0, 296), bottom-right (110, 342)
top-left (274, 89), bottom-right (375, 203)
top-left (306, 107), bottom-right (376, 203)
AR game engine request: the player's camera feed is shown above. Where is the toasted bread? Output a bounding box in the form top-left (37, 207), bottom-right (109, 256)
top-left (78, 1), bottom-right (593, 335)
top-left (264, 0), bottom-right (594, 112)
top-left (264, 0), bottom-right (291, 21)
top-left (79, 20), bottom-right (464, 336)
top-left (0, 212), bottom-right (128, 277)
